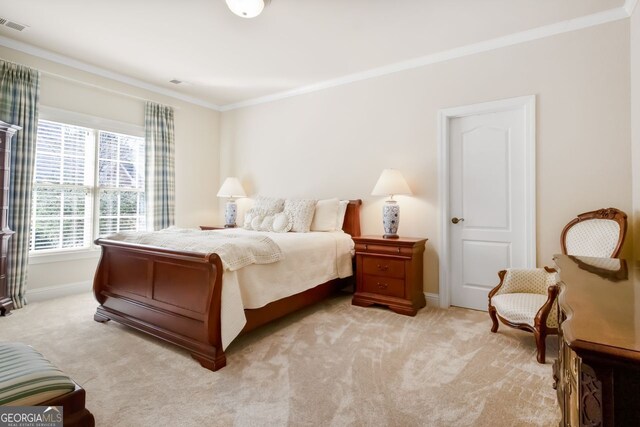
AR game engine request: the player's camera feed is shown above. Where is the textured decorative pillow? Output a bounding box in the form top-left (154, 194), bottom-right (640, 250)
top-left (243, 208), bottom-right (256, 229)
top-left (254, 196), bottom-right (285, 215)
top-left (284, 199), bottom-right (318, 232)
top-left (260, 215), bottom-right (275, 232)
top-left (335, 200), bottom-right (349, 230)
top-left (311, 198), bottom-right (339, 231)
top-left (271, 212), bottom-right (292, 233)
top-left (251, 214), bottom-right (264, 231)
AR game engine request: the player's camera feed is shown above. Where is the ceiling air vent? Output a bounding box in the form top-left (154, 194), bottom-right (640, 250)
top-left (0, 18), bottom-right (28, 32)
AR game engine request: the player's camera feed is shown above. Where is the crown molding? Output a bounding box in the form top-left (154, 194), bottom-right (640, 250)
top-left (220, 5), bottom-right (630, 111)
top-left (624, 0), bottom-right (638, 16)
top-left (0, 35), bottom-right (221, 111)
top-left (0, 3), bottom-right (634, 113)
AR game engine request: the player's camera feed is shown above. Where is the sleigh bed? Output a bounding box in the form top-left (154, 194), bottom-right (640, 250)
top-left (93, 200), bottom-right (361, 371)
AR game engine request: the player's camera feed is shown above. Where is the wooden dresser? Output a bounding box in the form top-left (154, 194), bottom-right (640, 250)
top-left (553, 254), bottom-right (640, 426)
top-left (351, 236), bottom-right (426, 316)
top-left (0, 121), bottom-right (19, 316)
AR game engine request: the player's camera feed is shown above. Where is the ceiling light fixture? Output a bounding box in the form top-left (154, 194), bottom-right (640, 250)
top-left (226, 0), bottom-right (270, 18)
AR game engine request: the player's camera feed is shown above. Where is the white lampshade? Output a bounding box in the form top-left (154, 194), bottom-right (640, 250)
top-left (371, 169), bottom-right (412, 197)
top-left (226, 0), bottom-right (269, 18)
top-left (217, 177), bottom-right (247, 198)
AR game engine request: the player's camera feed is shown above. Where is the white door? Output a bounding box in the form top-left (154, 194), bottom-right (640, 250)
top-left (448, 101), bottom-right (534, 311)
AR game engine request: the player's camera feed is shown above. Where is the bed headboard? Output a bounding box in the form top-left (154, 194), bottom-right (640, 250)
top-left (342, 200), bottom-right (362, 237)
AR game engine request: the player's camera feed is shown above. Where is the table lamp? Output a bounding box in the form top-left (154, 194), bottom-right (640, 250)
top-left (217, 177), bottom-right (246, 228)
top-left (371, 169), bottom-right (412, 238)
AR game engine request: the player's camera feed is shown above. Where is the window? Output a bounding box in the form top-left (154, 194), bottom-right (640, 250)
top-left (97, 131), bottom-right (146, 236)
top-left (30, 119), bottom-right (145, 254)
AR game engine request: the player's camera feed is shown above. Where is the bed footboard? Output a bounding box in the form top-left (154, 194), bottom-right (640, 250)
top-left (93, 239), bottom-right (226, 371)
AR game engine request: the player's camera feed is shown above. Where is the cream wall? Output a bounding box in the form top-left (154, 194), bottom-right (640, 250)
top-left (632, 4), bottom-right (640, 260)
top-left (220, 20), bottom-right (632, 296)
top-left (0, 46), bottom-right (221, 294)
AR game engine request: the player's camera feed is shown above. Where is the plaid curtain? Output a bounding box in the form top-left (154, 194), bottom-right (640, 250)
top-left (145, 102), bottom-right (175, 230)
top-left (0, 60), bottom-right (40, 308)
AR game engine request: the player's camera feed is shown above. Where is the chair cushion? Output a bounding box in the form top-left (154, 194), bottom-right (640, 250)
top-left (497, 268), bottom-right (557, 295)
top-left (0, 342), bottom-right (76, 406)
top-left (491, 293), bottom-right (558, 328)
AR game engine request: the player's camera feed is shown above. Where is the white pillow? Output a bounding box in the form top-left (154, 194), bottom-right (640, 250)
top-left (243, 208), bottom-right (256, 229)
top-left (284, 199), bottom-right (317, 232)
top-left (244, 208), bottom-right (265, 229)
top-left (335, 200), bottom-right (349, 230)
top-left (260, 215), bottom-right (275, 232)
top-left (254, 196), bottom-right (285, 215)
top-left (251, 215), bottom-right (264, 231)
top-left (272, 212), bottom-right (293, 233)
top-left (311, 198), bottom-right (339, 231)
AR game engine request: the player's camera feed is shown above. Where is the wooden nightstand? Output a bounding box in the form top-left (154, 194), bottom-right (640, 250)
top-left (352, 236), bottom-right (427, 316)
top-left (199, 225), bottom-right (230, 230)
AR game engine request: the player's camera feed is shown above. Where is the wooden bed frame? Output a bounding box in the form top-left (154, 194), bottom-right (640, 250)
top-left (93, 200), bottom-right (361, 372)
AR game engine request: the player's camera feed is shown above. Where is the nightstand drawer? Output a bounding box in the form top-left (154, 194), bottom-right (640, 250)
top-left (362, 275), bottom-right (405, 298)
top-left (362, 257), bottom-right (405, 279)
top-left (355, 243), bottom-right (411, 257)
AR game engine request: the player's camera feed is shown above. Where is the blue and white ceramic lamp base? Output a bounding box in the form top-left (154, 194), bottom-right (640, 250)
top-left (224, 200), bottom-right (238, 228)
top-left (382, 200), bottom-right (400, 239)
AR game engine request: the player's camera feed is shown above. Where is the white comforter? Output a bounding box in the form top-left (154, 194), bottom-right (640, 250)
top-left (218, 228), bottom-right (355, 349)
top-left (106, 227), bottom-right (283, 271)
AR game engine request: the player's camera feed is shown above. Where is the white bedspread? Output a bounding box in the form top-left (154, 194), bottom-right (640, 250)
top-left (217, 229), bottom-right (355, 349)
top-left (106, 227), bottom-right (283, 271)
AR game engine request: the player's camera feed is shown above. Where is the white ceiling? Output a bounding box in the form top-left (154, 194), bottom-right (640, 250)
top-left (0, 0), bottom-right (626, 108)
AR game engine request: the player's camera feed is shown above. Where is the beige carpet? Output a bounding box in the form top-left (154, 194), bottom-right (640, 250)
top-left (0, 292), bottom-right (559, 426)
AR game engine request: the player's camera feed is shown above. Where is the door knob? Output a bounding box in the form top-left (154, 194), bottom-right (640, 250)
top-left (451, 217), bottom-right (464, 224)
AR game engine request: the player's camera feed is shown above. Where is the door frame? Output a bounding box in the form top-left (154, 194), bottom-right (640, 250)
top-left (437, 95), bottom-right (536, 309)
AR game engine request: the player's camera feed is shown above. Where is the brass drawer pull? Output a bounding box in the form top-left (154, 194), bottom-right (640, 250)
top-left (377, 264), bottom-right (389, 272)
top-left (377, 282), bottom-right (388, 289)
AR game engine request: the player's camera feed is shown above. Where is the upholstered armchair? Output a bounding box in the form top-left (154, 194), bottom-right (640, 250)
top-left (488, 208), bottom-right (627, 363)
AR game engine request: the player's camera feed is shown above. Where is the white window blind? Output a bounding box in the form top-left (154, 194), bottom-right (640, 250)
top-left (31, 121), bottom-right (93, 252)
top-left (97, 131), bottom-right (146, 236)
top-left (30, 120), bottom-right (146, 254)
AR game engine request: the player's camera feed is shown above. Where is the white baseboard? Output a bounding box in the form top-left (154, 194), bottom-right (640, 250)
top-left (26, 281), bottom-right (92, 303)
top-left (425, 292), bottom-right (440, 307)
top-left (26, 283), bottom-right (441, 307)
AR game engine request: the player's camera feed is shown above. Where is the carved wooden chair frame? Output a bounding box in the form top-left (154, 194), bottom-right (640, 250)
top-left (488, 267), bottom-right (558, 363)
top-left (559, 207), bottom-right (627, 258)
top-left (488, 207), bottom-right (627, 364)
